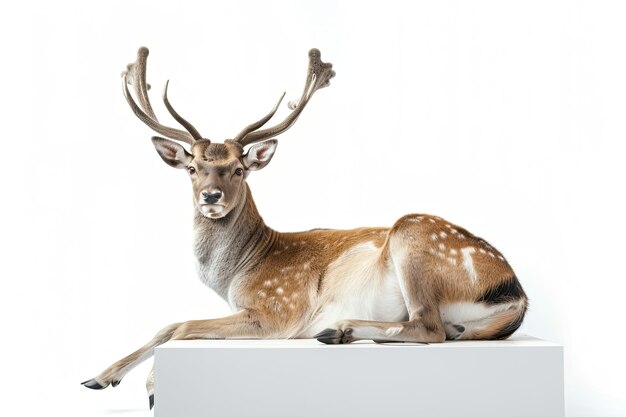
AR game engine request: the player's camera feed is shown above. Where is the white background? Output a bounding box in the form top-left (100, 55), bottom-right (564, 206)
top-left (2, 1), bottom-right (625, 416)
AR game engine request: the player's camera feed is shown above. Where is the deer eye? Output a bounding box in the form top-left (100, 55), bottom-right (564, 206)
top-left (235, 168), bottom-right (243, 176)
top-left (187, 166), bottom-right (196, 175)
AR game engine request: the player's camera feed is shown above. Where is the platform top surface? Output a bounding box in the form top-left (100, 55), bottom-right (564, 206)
top-left (158, 334), bottom-right (561, 350)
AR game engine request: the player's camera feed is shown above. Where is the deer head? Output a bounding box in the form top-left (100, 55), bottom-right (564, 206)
top-left (121, 47), bottom-right (335, 219)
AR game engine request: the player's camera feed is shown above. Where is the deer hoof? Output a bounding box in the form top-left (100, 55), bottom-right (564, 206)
top-left (314, 328), bottom-right (354, 344)
top-left (111, 380), bottom-right (121, 387)
top-left (314, 328), bottom-right (342, 343)
top-left (81, 378), bottom-right (105, 390)
top-left (149, 394), bottom-right (155, 410)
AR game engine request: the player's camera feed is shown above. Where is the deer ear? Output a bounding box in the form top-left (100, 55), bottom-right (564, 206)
top-left (242, 140), bottom-right (278, 171)
top-left (151, 137), bottom-right (192, 168)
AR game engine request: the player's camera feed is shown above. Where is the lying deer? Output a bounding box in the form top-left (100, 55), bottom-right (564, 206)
top-left (82, 47), bottom-right (528, 409)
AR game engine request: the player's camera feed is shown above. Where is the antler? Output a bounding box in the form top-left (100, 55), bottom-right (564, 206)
top-left (234, 48), bottom-right (335, 147)
top-left (122, 47), bottom-right (204, 145)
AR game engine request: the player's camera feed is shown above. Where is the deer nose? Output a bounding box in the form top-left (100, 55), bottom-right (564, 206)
top-left (201, 190), bottom-right (223, 204)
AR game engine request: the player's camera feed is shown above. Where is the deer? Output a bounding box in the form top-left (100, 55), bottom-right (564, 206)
top-left (82, 47), bottom-right (528, 409)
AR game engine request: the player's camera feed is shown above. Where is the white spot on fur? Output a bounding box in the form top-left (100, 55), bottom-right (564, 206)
top-left (303, 261), bottom-right (311, 270)
top-left (431, 233), bottom-right (438, 241)
top-left (479, 248), bottom-right (486, 254)
top-left (461, 247), bottom-right (477, 283)
top-left (438, 243), bottom-right (446, 250)
top-left (263, 280), bottom-right (273, 288)
top-left (257, 290), bottom-right (267, 298)
top-left (429, 218), bottom-right (436, 223)
top-left (439, 231), bottom-right (447, 238)
top-left (385, 326), bottom-right (403, 337)
top-left (276, 287), bottom-right (284, 295)
top-left (429, 247), bottom-right (437, 254)
top-left (450, 248), bottom-right (458, 255)
top-left (489, 252), bottom-right (495, 258)
top-left (437, 252), bottom-right (446, 259)
top-left (447, 257), bottom-right (457, 266)
top-left (498, 255), bottom-right (505, 261)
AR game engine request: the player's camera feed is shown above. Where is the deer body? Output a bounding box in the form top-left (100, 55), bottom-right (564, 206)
top-left (192, 186), bottom-right (523, 342)
top-left (82, 47), bottom-right (528, 409)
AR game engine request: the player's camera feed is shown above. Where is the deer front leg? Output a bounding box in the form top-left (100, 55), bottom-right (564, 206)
top-left (82, 310), bottom-right (265, 391)
top-left (146, 365), bottom-right (155, 410)
top-left (81, 322), bottom-right (181, 390)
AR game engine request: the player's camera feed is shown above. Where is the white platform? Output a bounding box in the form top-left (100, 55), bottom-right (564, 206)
top-left (154, 335), bottom-right (563, 417)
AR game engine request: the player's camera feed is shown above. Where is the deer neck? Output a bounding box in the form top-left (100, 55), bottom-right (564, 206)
top-left (193, 184), bottom-right (275, 299)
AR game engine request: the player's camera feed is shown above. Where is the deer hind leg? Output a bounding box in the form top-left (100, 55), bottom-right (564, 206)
top-left (441, 276), bottom-right (529, 341)
top-left (316, 234), bottom-right (446, 344)
top-left (315, 287), bottom-right (445, 344)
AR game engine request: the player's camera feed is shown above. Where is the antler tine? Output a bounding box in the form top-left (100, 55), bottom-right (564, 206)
top-left (237, 49), bottom-right (335, 147)
top-left (121, 47), bottom-right (198, 145)
top-left (128, 47), bottom-right (157, 119)
top-left (163, 80), bottom-right (204, 141)
top-left (232, 92), bottom-right (286, 143)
